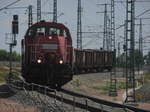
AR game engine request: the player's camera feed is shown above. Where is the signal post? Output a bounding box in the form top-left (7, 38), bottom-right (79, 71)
top-left (7, 15), bottom-right (19, 80)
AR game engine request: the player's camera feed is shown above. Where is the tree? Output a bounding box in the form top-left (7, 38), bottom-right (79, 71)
top-left (0, 49), bottom-right (21, 61)
top-left (0, 50), bottom-right (9, 61)
top-left (145, 52), bottom-right (150, 65)
top-left (116, 49), bottom-right (144, 68)
top-left (134, 49), bottom-right (144, 68)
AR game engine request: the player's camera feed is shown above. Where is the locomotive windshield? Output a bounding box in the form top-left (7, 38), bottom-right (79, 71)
top-left (37, 27), bottom-right (45, 35)
top-left (27, 26), bottom-right (67, 37)
top-left (27, 27), bottom-right (46, 36)
top-left (49, 28), bottom-right (61, 36)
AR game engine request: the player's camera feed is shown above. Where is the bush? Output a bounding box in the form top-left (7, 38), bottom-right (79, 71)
top-left (144, 74), bottom-right (150, 83)
top-left (0, 50), bottom-right (21, 61)
top-left (118, 81), bottom-right (126, 90)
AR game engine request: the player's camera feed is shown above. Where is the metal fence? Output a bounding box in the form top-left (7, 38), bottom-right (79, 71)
top-left (6, 78), bottom-right (150, 112)
top-left (8, 80), bottom-right (70, 112)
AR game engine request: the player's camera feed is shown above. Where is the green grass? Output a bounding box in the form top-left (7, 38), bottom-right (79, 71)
top-left (118, 81), bottom-right (126, 90)
top-left (0, 66), bottom-right (21, 83)
top-left (100, 85), bottom-right (110, 94)
top-left (0, 67), bottom-right (9, 82)
top-left (0, 72), bottom-right (8, 82)
top-left (89, 80), bottom-right (110, 94)
top-left (91, 80), bottom-right (126, 94)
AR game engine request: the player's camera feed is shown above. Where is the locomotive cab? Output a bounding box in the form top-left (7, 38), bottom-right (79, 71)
top-left (22, 21), bottom-right (73, 88)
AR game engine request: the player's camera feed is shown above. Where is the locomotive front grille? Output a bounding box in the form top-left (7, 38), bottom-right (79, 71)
top-left (42, 44), bottom-right (58, 50)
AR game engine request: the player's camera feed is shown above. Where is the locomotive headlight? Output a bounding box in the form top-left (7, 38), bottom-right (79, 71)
top-left (37, 59), bottom-right (41, 63)
top-left (59, 60), bottom-right (63, 64)
top-left (48, 36), bottom-right (52, 39)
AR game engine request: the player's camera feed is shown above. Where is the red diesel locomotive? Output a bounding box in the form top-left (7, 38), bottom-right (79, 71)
top-left (22, 21), bottom-right (73, 88)
top-left (22, 21), bottom-right (114, 88)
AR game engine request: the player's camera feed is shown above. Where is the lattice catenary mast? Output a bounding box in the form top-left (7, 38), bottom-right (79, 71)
top-left (138, 18), bottom-right (143, 84)
top-left (77, 0), bottom-right (82, 49)
top-left (124, 0), bottom-right (136, 103)
top-left (53, 0), bottom-right (57, 23)
top-left (37, 0), bottom-right (41, 22)
top-left (103, 4), bottom-right (108, 50)
top-left (109, 0), bottom-right (117, 96)
top-left (28, 5), bottom-right (33, 27)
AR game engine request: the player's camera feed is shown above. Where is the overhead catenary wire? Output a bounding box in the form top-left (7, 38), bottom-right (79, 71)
top-left (0, 0), bottom-right (14, 7)
top-left (0, 0), bottom-right (21, 11)
top-left (83, 37), bottom-right (101, 48)
top-left (136, 8), bottom-right (150, 18)
top-left (115, 0), bottom-right (150, 3)
top-left (116, 7), bottom-right (150, 30)
top-left (4, 6), bottom-right (28, 9)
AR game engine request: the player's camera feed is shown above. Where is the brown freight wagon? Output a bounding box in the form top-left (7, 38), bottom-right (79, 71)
top-left (73, 49), bottom-right (114, 73)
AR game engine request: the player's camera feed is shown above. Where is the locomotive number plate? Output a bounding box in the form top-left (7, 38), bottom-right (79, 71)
top-left (42, 44), bottom-right (58, 50)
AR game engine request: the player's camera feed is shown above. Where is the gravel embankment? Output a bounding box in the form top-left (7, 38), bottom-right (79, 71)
top-left (0, 83), bottom-right (39, 112)
top-left (0, 83), bottom-right (70, 112)
top-left (135, 83), bottom-right (150, 102)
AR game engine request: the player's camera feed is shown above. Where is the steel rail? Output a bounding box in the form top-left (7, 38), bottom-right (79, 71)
top-left (7, 76), bottom-right (150, 112)
top-left (61, 89), bottom-right (150, 112)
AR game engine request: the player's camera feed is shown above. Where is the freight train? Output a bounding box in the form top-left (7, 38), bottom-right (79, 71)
top-left (21, 21), bottom-right (114, 88)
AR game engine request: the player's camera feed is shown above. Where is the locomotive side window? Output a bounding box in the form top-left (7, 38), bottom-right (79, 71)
top-left (27, 27), bottom-right (46, 36)
top-left (49, 28), bottom-right (61, 36)
top-left (63, 30), bottom-right (67, 38)
top-left (28, 29), bottom-right (35, 36)
top-left (59, 29), bottom-right (68, 38)
top-left (36, 27), bottom-right (45, 36)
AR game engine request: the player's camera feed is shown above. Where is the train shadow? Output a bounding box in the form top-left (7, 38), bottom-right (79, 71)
top-left (0, 84), bottom-right (15, 98)
top-left (74, 70), bottom-right (110, 76)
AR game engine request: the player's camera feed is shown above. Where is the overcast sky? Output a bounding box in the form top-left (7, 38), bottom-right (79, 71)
top-left (0, 0), bottom-right (150, 55)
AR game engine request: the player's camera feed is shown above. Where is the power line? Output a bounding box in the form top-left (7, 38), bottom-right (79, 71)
top-left (115, 0), bottom-right (150, 3)
top-left (115, 1), bottom-right (150, 30)
top-left (0, 0), bottom-right (15, 7)
top-left (115, 0), bottom-right (126, 8)
top-left (0, 0), bottom-right (21, 11)
top-left (4, 6), bottom-right (27, 9)
top-left (42, 0), bottom-right (49, 7)
top-left (136, 8), bottom-right (150, 18)
top-left (83, 37), bottom-right (99, 48)
top-left (96, 3), bottom-right (111, 50)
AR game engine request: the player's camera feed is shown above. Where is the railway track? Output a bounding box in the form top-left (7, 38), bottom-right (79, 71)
top-left (6, 75), bottom-right (150, 112)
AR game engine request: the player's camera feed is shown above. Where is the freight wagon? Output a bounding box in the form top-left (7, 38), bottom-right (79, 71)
top-left (74, 49), bottom-right (114, 73)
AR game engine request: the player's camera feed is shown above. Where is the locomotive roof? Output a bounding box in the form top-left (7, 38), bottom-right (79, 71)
top-left (74, 48), bottom-right (113, 52)
top-left (25, 21), bottom-right (72, 41)
top-left (30, 21), bottom-right (69, 30)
